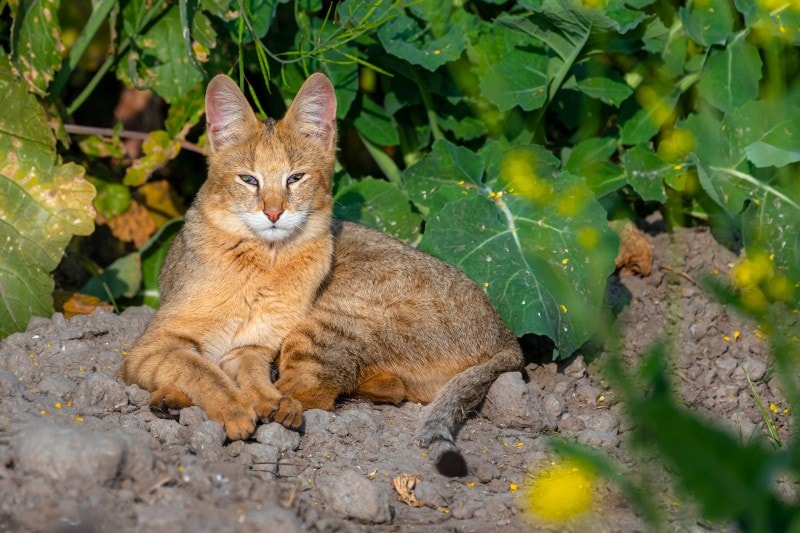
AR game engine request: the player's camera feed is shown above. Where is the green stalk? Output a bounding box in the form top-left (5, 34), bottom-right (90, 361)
top-left (412, 71), bottom-right (444, 142)
top-left (50, 0), bottom-right (117, 102)
top-left (357, 133), bottom-right (403, 187)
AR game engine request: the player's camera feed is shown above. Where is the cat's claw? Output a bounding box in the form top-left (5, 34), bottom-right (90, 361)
top-left (207, 395), bottom-right (258, 441)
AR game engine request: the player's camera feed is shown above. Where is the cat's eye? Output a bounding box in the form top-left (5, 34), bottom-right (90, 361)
top-left (286, 173), bottom-right (304, 185)
top-left (239, 175), bottom-right (258, 186)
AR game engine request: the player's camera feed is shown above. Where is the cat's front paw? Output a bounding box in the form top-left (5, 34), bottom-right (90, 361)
top-left (270, 396), bottom-right (304, 430)
top-left (207, 394), bottom-right (257, 440)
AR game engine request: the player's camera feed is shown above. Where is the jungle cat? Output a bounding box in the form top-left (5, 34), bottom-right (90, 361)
top-left (119, 73), bottom-right (524, 476)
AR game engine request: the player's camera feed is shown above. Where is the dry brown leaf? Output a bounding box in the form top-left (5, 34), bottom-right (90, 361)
top-left (105, 199), bottom-right (157, 249)
top-left (139, 180), bottom-right (183, 227)
top-left (62, 293), bottom-right (114, 319)
top-left (391, 473), bottom-right (447, 512)
top-left (612, 221), bottom-right (653, 277)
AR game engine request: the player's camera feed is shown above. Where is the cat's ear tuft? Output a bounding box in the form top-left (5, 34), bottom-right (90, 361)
top-left (284, 73), bottom-right (337, 149)
top-left (205, 75), bottom-right (259, 152)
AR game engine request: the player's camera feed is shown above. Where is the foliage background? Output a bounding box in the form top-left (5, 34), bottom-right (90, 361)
top-left (2, 0), bottom-right (800, 527)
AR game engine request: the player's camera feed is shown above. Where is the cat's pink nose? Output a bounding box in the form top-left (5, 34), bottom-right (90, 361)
top-left (264, 208), bottom-right (283, 223)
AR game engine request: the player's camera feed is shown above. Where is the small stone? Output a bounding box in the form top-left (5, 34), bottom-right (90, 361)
top-left (73, 373), bottom-right (128, 410)
top-left (733, 357), bottom-right (767, 382)
top-left (255, 422), bottom-right (301, 453)
top-left (579, 412), bottom-right (619, 434)
top-left (126, 384), bottom-right (151, 407)
top-left (577, 430), bottom-right (619, 448)
top-left (414, 479), bottom-right (449, 509)
top-left (473, 461), bottom-right (500, 483)
top-left (482, 372), bottom-right (555, 432)
top-left (302, 409), bottom-right (335, 435)
top-left (558, 413), bottom-right (586, 433)
top-left (562, 356), bottom-right (587, 378)
top-left (149, 418), bottom-right (185, 445)
top-left (451, 500), bottom-right (480, 520)
top-left (716, 356), bottom-right (738, 378)
top-left (246, 442), bottom-right (280, 465)
top-left (190, 421), bottom-right (225, 457)
top-left (180, 406), bottom-right (208, 426)
top-left (542, 394), bottom-right (563, 420)
top-left (316, 469), bottom-right (392, 524)
top-left (0, 370), bottom-right (26, 399)
top-left (13, 424), bottom-right (124, 486)
top-left (37, 374), bottom-right (77, 399)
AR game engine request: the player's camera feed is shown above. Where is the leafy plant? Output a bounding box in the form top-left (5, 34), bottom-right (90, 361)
top-left (1, 0), bottom-right (798, 359)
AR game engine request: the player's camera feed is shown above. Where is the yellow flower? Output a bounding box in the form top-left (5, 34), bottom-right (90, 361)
top-left (522, 460), bottom-right (595, 523)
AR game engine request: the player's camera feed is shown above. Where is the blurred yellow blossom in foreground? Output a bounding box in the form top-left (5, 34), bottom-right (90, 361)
top-left (523, 459), bottom-right (595, 523)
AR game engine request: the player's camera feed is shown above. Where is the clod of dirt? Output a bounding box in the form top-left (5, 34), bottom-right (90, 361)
top-left (613, 220), bottom-right (653, 276)
top-left (316, 468), bottom-right (393, 524)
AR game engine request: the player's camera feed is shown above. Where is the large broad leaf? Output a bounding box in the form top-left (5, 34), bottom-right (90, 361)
top-left (564, 137), bottom-right (626, 198)
top-left (697, 36), bottom-right (762, 114)
top-left (412, 143), bottom-right (618, 357)
top-left (0, 59), bottom-right (96, 336)
top-left (126, 5), bottom-right (204, 103)
top-left (10, 0), bottom-right (63, 95)
top-left (334, 177), bottom-right (422, 242)
top-left (353, 95), bottom-right (400, 147)
top-left (479, 47), bottom-right (549, 111)
top-left (680, 0), bottom-right (735, 46)
top-left (377, 12), bottom-right (467, 71)
top-left (621, 145), bottom-right (673, 203)
top-left (620, 86), bottom-right (679, 145)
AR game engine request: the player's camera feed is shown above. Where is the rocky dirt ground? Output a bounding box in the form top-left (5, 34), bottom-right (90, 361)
top-left (0, 220), bottom-right (789, 532)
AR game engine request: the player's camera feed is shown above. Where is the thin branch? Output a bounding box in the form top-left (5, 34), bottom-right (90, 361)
top-left (62, 124), bottom-right (206, 155)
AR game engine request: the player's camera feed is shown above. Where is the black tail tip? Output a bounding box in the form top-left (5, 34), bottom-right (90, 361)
top-left (435, 450), bottom-right (468, 477)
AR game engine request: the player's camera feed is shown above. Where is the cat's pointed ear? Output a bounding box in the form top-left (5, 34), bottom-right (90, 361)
top-left (205, 75), bottom-right (259, 152)
top-left (284, 73), bottom-right (337, 149)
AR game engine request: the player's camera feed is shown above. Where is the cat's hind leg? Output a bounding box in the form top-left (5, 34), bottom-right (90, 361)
top-left (417, 347), bottom-right (524, 477)
top-left (219, 346), bottom-right (303, 429)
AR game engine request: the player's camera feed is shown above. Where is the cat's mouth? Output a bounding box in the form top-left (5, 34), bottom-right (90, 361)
top-left (239, 211), bottom-right (308, 242)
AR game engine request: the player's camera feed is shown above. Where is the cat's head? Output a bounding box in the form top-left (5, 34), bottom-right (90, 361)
top-left (200, 73), bottom-right (337, 244)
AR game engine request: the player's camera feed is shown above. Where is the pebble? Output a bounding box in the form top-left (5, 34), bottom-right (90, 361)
top-left (0, 370), bottom-right (26, 399)
top-left (558, 413), bottom-right (586, 433)
top-left (189, 420), bottom-right (226, 457)
top-left (542, 394), bottom-right (563, 419)
top-left (73, 373), bottom-right (128, 410)
top-left (316, 469), bottom-right (392, 524)
top-left (149, 418), bottom-right (185, 445)
top-left (715, 356), bottom-right (738, 378)
top-left (562, 357), bottom-right (587, 378)
top-left (180, 406), bottom-right (208, 426)
top-left (246, 442), bottom-right (280, 465)
top-left (579, 412), bottom-right (619, 433)
top-left (125, 384), bottom-right (151, 407)
top-left (732, 357), bottom-right (767, 382)
top-left (483, 372), bottom-right (555, 432)
top-left (473, 461), bottom-right (500, 483)
top-left (12, 424), bottom-right (124, 487)
top-left (37, 374), bottom-right (77, 398)
top-left (577, 430), bottom-right (620, 449)
top-left (255, 422), bottom-right (301, 452)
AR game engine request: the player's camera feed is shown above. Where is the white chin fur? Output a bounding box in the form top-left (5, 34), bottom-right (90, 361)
top-left (239, 211), bottom-right (308, 242)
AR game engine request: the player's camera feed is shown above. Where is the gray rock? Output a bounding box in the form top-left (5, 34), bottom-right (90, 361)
top-left (189, 420), bottom-right (226, 457)
top-left (255, 422), bottom-right (301, 452)
top-left (73, 373), bottom-right (128, 410)
top-left (733, 357), bottom-right (767, 382)
top-left (247, 442), bottom-right (280, 465)
top-left (579, 412), bottom-right (620, 433)
top-left (37, 374), bottom-right (77, 399)
top-left (303, 408), bottom-right (335, 435)
top-left (716, 356), bottom-right (738, 377)
top-left (558, 413), bottom-right (586, 433)
top-left (240, 506), bottom-right (304, 532)
top-left (542, 394), bottom-right (563, 420)
top-left (562, 356), bottom-right (587, 378)
top-left (179, 406), bottom-right (208, 426)
top-left (577, 429), bottom-right (620, 448)
top-left (149, 418), bottom-right (185, 445)
top-left (414, 479), bottom-right (450, 509)
top-left (481, 372), bottom-right (555, 432)
top-left (125, 384), bottom-right (150, 407)
top-left (0, 370), bottom-right (26, 399)
top-left (473, 461), bottom-right (500, 483)
top-left (316, 469), bottom-right (392, 524)
top-left (13, 424), bottom-right (124, 486)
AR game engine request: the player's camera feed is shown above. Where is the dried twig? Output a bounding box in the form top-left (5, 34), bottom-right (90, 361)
top-left (660, 264), bottom-right (697, 285)
top-left (61, 124), bottom-right (206, 155)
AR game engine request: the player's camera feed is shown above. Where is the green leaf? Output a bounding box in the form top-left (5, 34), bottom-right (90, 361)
top-left (237, 0), bottom-right (288, 41)
top-left (164, 82), bottom-right (206, 138)
top-left (334, 177), bottom-right (422, 242)
top-left (404, 139), bottom-right (485, 216)
top-left (82, 253), bottom-right (143, 301)
top-left (421, 160), bottom-right (618, 357)
top-left (680, 0), bottom-right (735, 46)
top-left (124, 131), bottom-right (182, 186)
top-left (620, 86), bottom-right (679, 145)
top-left (377, 13), bottom-right (467, 71)
top-left (621, 145), bottom-right (672, 203)
top-left (478, 48), bottom-right (548, 112)
top-left (731, 100), bottom-right (800, 169)
top-left (575, 73), bottom-right (633, 107)
top-left (697, 37), bottom-right (762, 114)
top-left (564, 137), bottom-right (626, 198)
top-left (742, 200), bottom-right (800, 288)
top-left (10, 0), bottom-right (63, 95)
top-left (128, 5), bottom-right (204, 103)
top-left (0, 60), bottom-right (96, 336)
top-left (353, 95), bottom-right (399, 147)
top-left (88, 177), bottom-right (132, 219)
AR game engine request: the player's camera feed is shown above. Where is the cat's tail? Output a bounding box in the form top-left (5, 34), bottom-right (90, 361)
top-left (417, 347), bottom-right (524, 477)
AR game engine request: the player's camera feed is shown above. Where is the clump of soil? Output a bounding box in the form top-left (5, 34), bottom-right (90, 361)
top-left (0, 224), bottom-right (787, 532)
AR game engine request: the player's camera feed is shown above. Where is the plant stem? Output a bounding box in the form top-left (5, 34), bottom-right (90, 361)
top-left (358, 133), bottom-right (403, 187)
top-left (412, 71), bottom-right (444, 142)
top-left (62, 124), bottom-right (205, 155)
top-left (49, 0), bottom-right (117, 102)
